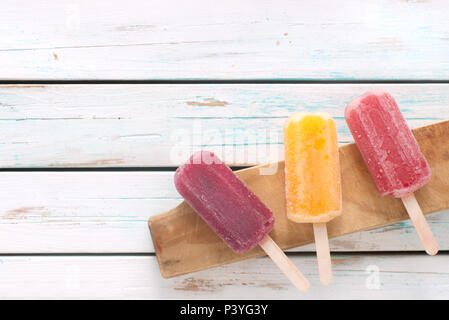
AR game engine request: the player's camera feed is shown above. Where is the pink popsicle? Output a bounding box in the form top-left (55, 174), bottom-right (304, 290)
top-left (345, 90), bottom-right (438, 255)
top-left (174, 150), bottom-right (310, 291)
top-left (345, 90), bottom-right (430, 198)
top-left (174, 150), bottom-right (273, 253)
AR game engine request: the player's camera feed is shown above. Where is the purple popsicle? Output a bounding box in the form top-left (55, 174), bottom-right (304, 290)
top-left (174, 150), bottom-right (274, 253)
top-left (174, 150), bottom-right (310, 292)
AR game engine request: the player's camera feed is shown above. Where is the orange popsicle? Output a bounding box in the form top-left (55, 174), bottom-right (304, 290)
top-left (284, 112), bottom-right (342, 285)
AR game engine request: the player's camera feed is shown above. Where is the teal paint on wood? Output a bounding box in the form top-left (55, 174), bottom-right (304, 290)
top-left (0, 84), bottom-right (448, 167)
top-left (0, 0), bottom-right (448, 80)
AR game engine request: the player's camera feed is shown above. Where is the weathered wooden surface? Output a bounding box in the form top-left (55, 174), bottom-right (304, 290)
top-left (1, 254), bottom-right (448, 299)
top-left (1, 171), bottom-right (448, 254)
top-left (1, 0), bottom-right (449, 299)
top-left (0, 84), bottom-right (448, 167)
top-left (0, 0), bottom-right (448, 80)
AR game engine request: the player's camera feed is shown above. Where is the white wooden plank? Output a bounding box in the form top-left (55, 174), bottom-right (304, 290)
top-left (0, 0), bottom-right (448, 80)
top-left (0, 254), bottom-right (448, 299)
top-left (0, 84), bottom-right (448, 167)
top-left (0, 171), bottom-right (447, 254)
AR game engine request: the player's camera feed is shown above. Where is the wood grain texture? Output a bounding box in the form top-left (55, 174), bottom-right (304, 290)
top-left (1, 0), bottom-right (448, 300)
top-left (0, 0), bottom-right (448, 80)
top-left (0, 170), bottom-right (448, 254)
top-left (149, 120), bottom-right (449, 278)
top-left (0, 84), bottom-right (448, 167)
top-left (1, 254), bottom-right (448, 299)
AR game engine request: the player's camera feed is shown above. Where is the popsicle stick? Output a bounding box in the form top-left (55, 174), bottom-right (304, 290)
top-left (258, 235), bottom-right (310, 292)
top-left (312, 223), bottom-right (333, 285)
top-left (401, 193), bottom-right (439, 256)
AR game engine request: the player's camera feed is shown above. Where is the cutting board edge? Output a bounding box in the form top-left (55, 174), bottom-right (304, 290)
top-left (149, 208), bottom-right (445, 278)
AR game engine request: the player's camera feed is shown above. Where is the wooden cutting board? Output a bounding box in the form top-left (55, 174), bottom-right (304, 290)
top-left (148, 120), bottom-right (449, 278)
